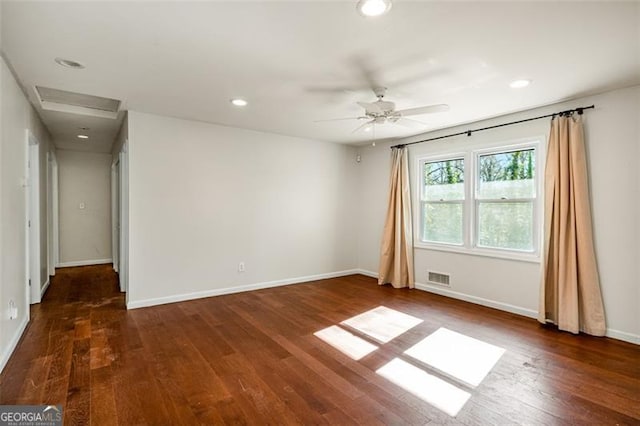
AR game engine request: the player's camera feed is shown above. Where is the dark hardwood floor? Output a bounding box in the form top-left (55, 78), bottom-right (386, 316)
top-left (1, 265), bottom-right (639, 425)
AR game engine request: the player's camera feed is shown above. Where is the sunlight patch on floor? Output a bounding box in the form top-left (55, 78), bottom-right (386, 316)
top-left (340, 306), bottom-right (423, 343)
top-left (405, 327), bottom-right (505, 387)
top-left (376, 357), bottom-right (471, 417)
top-left (313, 325), bottom-right (379, 360)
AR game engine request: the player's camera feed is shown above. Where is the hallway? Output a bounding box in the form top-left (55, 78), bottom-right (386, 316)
top-left (0, 265), bottom-right (124, 422)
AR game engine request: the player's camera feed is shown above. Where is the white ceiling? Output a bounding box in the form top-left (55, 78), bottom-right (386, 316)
top-left (2, 1), bottom-right (639, 153)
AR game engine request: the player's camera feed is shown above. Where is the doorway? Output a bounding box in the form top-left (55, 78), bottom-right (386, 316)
top-left (118, 142), bottom-right (129, 297)
top-left (111, 159), bottom-right (120, 275)
top-left (111, 141), bottom-right (129, 297)
top-left (25, 130), bottom-right (41, 304)
top-left (46, 151), bottom-right (59, 277)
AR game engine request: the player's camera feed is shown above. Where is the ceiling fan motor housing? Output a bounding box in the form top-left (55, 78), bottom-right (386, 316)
top-left (375, 100), bottom-right (395, 113)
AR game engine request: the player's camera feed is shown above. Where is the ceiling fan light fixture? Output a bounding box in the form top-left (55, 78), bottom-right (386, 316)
top-left (357, 0), bottom-right (392, 17)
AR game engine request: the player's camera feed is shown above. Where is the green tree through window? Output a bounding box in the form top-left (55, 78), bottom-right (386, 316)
top-left (418, 144), bottom-right (539, 255)
top-left (422, 159), bottom-right (464, 245)
top-left (477, 149), bottom-right (536, 251)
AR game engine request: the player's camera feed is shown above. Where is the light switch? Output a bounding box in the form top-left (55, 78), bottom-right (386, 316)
top-left (79, 202), bottom-right (85, 209)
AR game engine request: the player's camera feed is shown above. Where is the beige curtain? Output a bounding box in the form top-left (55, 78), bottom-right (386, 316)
top-left (538, 115), bottom-right (606, 336)
top-left (378, 146), bottom-right (414, 288)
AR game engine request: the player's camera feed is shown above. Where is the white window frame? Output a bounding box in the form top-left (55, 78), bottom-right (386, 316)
top-left (417, 154), bottom-right (467, 247)
top-left (415, 138), bottom-right (543, 263)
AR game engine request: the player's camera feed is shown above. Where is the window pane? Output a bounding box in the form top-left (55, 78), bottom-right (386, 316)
top-left (477, 202), bottom-right (533, 251)
top-left (478, 149), bottom-right (535, 199)
top-left (423, 159), bottom-right (464, 201)
top-left (423, 202), bottom-right (463, 244)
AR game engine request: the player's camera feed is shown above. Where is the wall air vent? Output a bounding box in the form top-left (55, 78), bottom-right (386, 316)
top-left (34, 86), bottom-right (121, 119)
top-left (428, 271), bottom-right (450, 287)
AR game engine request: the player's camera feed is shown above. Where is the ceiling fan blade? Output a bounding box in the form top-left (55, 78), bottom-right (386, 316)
top-left (396, 104), bottom-right (450, 116)
top-left (390, 117), bottom-right (427, 129)
top-left (350, 54), bottom-right (383, 93)
top-left (351, 120), bottom-right (375, 134)
top-left (357, 101), bottom-right (383, 114)
top-left (314, 116), bottom-right (368, 123)
top-left (306, 86), bottom-right (368, 94)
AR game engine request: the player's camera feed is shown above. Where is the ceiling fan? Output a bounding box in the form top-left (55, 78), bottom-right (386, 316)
top-left (317, 87), bottom-right (449, 133)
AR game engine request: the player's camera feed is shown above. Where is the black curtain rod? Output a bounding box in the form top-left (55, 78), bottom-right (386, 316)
top-left (391, 105), bottom-right (595, 149)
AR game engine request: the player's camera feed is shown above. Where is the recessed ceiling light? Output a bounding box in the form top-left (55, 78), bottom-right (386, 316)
top-left (510, 79), bottom-right (531, 89)
top-left (357, 0), bottom-right (392, 17)
top-left (54, 57), bottom-right (86, 69)
top-left (230, 98), bottom-right (248, 107)
top-left (77, 135), bottom-right (89, 139)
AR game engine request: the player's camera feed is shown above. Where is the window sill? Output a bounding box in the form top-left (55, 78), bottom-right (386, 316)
top-left (413, 242), bottom-right (541, 264)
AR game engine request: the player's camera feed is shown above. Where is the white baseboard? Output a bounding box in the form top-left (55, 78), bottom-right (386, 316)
top-left (357, 267), bottom-right (538, 319)
top-left (0, 316), bottom-right (29, 374)
top-left (127, 269), bottom-right (361, 310)
top-left (41, 278), bottom-right (50, 299)
top-left (356, 269), bottom-right (639, 345)
top-left (356, 269), bottom-right (379, 279)
top-left (414, 282), bottom-right (538, 319)
top-left (57, 258), bottom-right (113, 268)
top-left (605, 328), bottom-right (640, 345)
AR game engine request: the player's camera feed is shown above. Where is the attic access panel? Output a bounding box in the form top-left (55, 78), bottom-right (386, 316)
top-left (35, 86), bottom-right (121, 119)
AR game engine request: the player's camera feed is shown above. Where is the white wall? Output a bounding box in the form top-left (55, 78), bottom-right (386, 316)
top-left (0, 55), bottom-right (54, 372)
top-left (57, 149), bottom-right (112, 266)
top-left (356, 85), bottom-right (640, 343)
top-left (127, 111), bottom-right (358, 307)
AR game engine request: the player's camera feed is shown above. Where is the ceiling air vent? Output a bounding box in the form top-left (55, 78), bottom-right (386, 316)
top-left (428, 271), bottom-right (450, 287)
top-left (34, 86), bottom-right (120, 119)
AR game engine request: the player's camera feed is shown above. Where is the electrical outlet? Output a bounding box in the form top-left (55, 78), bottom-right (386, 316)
top-left (79, 202), bottom-right (85, 209)
top-left (8, 300), bottom-right (18, 320)
top-left (238, 262), bottom-right (245, 272)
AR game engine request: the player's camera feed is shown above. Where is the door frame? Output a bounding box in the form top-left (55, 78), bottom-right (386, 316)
top-left (111, 158), bottom-right (120, 275)
top-left (25, 130), bottom-right (41, 305)
top-left (46, 150), bottom-right (59, 277)
top-left (118, 140), bottom-right (129, 298)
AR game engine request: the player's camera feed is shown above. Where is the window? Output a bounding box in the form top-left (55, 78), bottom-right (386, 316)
top-left (476, 149), bottom-right (536, 251)
top-left (417, 141), bottom-right (540, 259)
top-left (420, 158), bottom-right (465, 245)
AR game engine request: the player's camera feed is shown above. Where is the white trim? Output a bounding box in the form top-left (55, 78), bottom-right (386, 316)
top-left (26, 130), bottom-right (41, 304)
top-left (414, 282), bottom-right (538, 319)
top-left (605, 329), bottom-right (640, 345)
top-left (127, 269), bottom-right (361, 309)
top-left (0, 316), bottom-right (29, 374)
top-left (57, 258), bottom-right (113, 268)
top-left (357, 269), bottom-right (379, 279)
top-left (111, 161), bottom-right (119, 274)
top-left (47, 151), bottom-right (59, 277)
top-left (414, 138), bottom-right (544, 263)
top-left (356, 268), bottom-right (638, 345)
top-left (119, 141), bottom-right (129, 296)
top-left (46, 151), bottom-right (53, 277)
top-left (52, 154), bottom-right (59, 269)
top-left (357, 268), bottom-right (537, 318)
top-left (413, 243), bottom-right (540, 263)
top-left (41, 278), bottom-right (50, 299)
